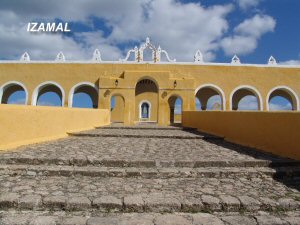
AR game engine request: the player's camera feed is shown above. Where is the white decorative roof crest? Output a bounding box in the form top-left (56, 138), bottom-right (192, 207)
top-left (93, 49), bottom-right (102, 61)
top-left (268, 56), bottom-right (277, 65)
top-left (55, 52), bottom-right (65, 61)
top-left (231, 55), bottom-right (241, 64)
top-left (120, 37), bottom-right (176, 63)
top-left (20, 52), bottom-right (30, 61)
top-left (194, 50), bottom-right (203, 63)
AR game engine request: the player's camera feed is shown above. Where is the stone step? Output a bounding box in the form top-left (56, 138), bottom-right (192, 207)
top-left (98, 125), bottom-right (184, 130)
top-left (2, 164), bottom-right (300, 179)
top-left (1, 156), bottom-right (299, 169)
top-left (0, 211), bottom-right (299, 225)
top-left (0, 175), bottom-right (299, 214)
top-left (0, 211), bottom-right (300, 225)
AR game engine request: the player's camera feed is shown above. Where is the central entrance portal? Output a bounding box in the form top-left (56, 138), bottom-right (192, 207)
top-left (135, 78), bottom-right (158, 122)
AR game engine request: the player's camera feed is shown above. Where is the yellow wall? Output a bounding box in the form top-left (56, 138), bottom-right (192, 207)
top-left (0, 104), bottom-right (110, 150)
top-left (182, 111), bottom-right (300, 160)
top-left (0, 63), bottom-right (300, 125)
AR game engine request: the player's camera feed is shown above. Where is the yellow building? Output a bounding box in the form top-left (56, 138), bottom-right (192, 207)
top-left (0, 38), bottom-right (299, 126)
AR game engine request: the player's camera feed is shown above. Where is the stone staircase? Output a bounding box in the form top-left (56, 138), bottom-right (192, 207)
top-left (0, 125), bottom-right (299, 224)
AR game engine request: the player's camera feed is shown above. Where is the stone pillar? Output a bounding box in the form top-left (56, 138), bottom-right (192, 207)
top-left (158, 90), bottom-right (168, 126)
top-left (124, 90), bottom-right (135, 125)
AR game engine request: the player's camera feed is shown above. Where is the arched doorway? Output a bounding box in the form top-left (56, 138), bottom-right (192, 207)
top-left (32, 81), bottom-right (64, 107)
top-left (230, 86), bottom-right (263, 111)
top-left (110, 95), bottom-right (125, 123)
top-left (69, 82), bottom-right (98, 108)
top-left (195, 84), bottom-right (225, 110)
top-left (267, 86), bottom-right (299, 111)
top-left (0, 81), bottom-right (28, 105)
top-left (168, 95), bottom-right (182, 124)
top-left (135, 78), bottom-right (158, 122)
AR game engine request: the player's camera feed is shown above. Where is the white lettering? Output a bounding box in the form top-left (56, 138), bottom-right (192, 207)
top-left (27, 22), bottom-right (71, 33)
top-left (55, 23), bottom-right (63, 32)
top-left (64, 23), bottom-right (70, 32)
top-left (46, 23), bottom-right (56, 32)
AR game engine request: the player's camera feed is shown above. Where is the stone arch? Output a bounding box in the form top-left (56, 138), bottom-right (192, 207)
top-left (32, 81), bottom-right (65, 106)
top-left (168, 94), bottom-right (183, 124)
top-left (68, 82), bottom-right (98, 108)
top-left (195, 84), bottom-right (226, 110)
top-left (230, 85), bottom-right (263, 111)
top-left (135, 77), bottom-right (158, 122)
top-left (266, 86), bottom-right (299, 111)
top-left (0, 81), bottom-right (28, 104)
top-left (110, 93), bottom-right (125, 123)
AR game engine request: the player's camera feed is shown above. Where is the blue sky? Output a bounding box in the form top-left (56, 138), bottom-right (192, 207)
top-left (0, 0), bottom-right (299, 110)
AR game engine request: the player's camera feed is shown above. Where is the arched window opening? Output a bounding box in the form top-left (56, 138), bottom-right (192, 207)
top-left (195, 85), bottom-right (224, 110)
top-left (168, 96), bottom-right (183, 124)
top-left (231, 87), bottom-right (262, 111)
top-left (71, 85), bottom-right (98, 108)
top-left (267, 87), bottom-right (298, 111)
top-left (36, 85), bottom-right (63, 107)
top-left (1, 83), bottom-right (27, 105)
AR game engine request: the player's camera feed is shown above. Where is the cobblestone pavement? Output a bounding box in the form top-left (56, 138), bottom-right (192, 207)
top-left (0, 124), bottom-right (299, 224)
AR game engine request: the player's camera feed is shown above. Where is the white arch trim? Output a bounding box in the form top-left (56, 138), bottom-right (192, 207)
top-left (32, 81), bottom-right (65, 106)
top-left (266, 85), bottom-right (299, 111)
top-left (194, 84), bottom-right (226, 110)
top-left (229, 85), bottom-right (263, 111)
top-left (139, 100), bottom-right (151, 119)
top-left (68, 82), bottom-right (99, 107)
top-left (0, 81), bottom-right (28, 104)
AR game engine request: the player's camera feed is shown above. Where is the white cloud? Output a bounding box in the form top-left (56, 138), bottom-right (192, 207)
top-left (221, 14), bottom-right (275, 56)
top-left (236, 0), bottom-right (262, 10)
top-left (237, 96), bottom-right (259, 110)
top-left (0, 0), bottom-right (276, 62)
top-left (0, 0), bottom-right (234, 61)
top-left (279, 60), bottom-right (300, 66)
top-left (269, 102), bottom-right (292, 111)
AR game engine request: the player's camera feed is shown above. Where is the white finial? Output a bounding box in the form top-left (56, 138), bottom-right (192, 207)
top-left (146, 37), bottom-right (150, 44)
top-left (20, 52), bottom-right (30, 61)
top-left (231, 55), bottom-right (241, 64)
top-left (268, 56), bottom-right (277, 65)
top-left (194, 50), bottom-right (203, 63)
top-left (55, 52), bottom-right (65, 61)
top-left (93, 49), bottom-right (102, 61)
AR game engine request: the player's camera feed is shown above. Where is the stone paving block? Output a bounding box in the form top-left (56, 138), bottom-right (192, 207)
top-left (87, 217), bottom-right (119, 225)
top-left (127, 160), bottom-right (156, 168)
top-left (43, 196), bottom-right (67, 209)
top-left (19, 194), bottom-right (42, 209)
top-left (124, 195), bottom-right (144, 212)
top-left (259, 197), bottom-right (278, 211)
top-left (60, 216), bottom-right (87, 225)
top-left (0, 215), bottom-right (29, 225)
top-left (221, 216), bottom-right (257, 225)
top-left (93, 196), bottom-right (123, 212)
top-left (119, 214), bottom-right (154, 225)
top-left (181, 197), bottom-right (204, 212)
top-left (201, 194), bottom-right (221, 211)
top-left (154, 214), bottom-right (192, 225)
top-left (125, 168), bottom-right (142, 177)
top-left (283, 217), bottom-right (300, 225)
top-left (0, 193), bottom-right (19, 208)
top-left (255, 215), bottom-right (289, 225)
top-left (174, 160), bottom-right (195, 168)
top-left (144, 196), bottom-right (181, 212)
top-left (66, 196), bottom-right (91, 210)
top-left (192, 213), bottom-right (225, 225)
top-left (219, 195), bottom-right (240, 211)
top-left (238, 195), bottom-right (261, 211)
top-left (278, 198), bottom-right (299, 210)
top-left (29, 216), bottom-right (59, 225)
